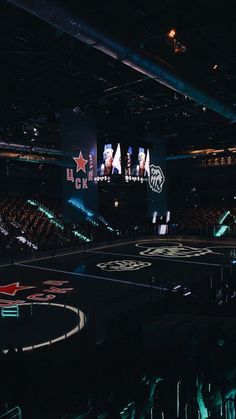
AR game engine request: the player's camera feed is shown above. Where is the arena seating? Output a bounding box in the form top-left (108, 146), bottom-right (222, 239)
top-left (1, 197), bottom-right (236, 257)
top-left (0, 196), bottom-right (69, 251)
top-left (0, 196), bottom-right (115, 255)
top-left (171, 206), bottom-right (236, 237)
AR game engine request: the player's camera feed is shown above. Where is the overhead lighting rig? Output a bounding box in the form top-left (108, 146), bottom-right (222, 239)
top-left (166, 28), bottom-right (187, 54)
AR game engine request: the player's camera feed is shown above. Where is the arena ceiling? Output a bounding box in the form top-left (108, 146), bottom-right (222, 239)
top-left (0, 0), bottom-right (236, 156)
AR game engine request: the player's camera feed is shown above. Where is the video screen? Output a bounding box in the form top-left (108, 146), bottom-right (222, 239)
top-left (125, 146), bottom-right (150, 177)
top-left (97, 143), bottom-right (150, 178)
top-left (98, 143), bottom-right (121, 176)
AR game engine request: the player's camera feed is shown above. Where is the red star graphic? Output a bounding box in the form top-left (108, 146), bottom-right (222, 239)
top-left (0, 282), bottom-right (36, 296)
top-left (73, 151), bottom-right (88, 173)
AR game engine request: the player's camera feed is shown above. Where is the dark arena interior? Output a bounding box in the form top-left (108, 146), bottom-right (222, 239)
top-left (1, 2), bottom-right (236, 419)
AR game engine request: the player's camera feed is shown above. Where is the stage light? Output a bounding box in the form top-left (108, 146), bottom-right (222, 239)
top-left (213, 64), bottom-right (218, 70)
top-left (152, 211), bottom-right (157, 223)
top-left (167, 28), bottom-right (176, 39)
top-left (183, 291), bottom-right (191, 296)
top-left (174, 42), bottom-right (187, 53)
top-left (219, 210), bottom-right (230, 224)
top-left (1, 306), bottom-right (19, 318)
top-left (73, 230), bottom-right (90, 242)
top-left (28, 200), bottom-right (64, 230)
top-left (166, 211), bottom-right (170, 222)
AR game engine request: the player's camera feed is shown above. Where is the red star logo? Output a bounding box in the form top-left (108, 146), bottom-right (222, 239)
top-left (0, 282), bottom-right (36, 296)
top-left (73, 151), bottom-right (88, 173)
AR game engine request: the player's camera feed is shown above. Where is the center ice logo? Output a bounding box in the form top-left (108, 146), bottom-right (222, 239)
top-left (97, 260), bottom-right (152, 271)
top-left (135, 243), bottom-right (217, 258)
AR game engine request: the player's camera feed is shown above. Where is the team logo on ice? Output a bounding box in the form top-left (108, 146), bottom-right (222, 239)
top-left (135, 242), bottom-right (218, 258)
top-left (0, 280), bottom-right (74, 307)
top-left (148, 164), bottom-right (165, 193)
top-left (97, 260), bottom-right (152, 271)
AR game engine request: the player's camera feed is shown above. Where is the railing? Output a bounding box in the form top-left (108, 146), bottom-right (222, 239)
top-left (64, 379), bottom-right (235, 419)
top-left (0, 406), bottom-right (22, 419)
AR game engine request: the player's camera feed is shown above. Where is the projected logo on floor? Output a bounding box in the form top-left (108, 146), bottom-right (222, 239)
top-left (1, 303), bottom-right (85, 353)
top-left (97, 260), bottom-right (152, 271)
top-left (135, 242), bottom-right (219, 258)
top-left (0, 280), bottom-right (74, 307)
top-left (0, 280), bottom-right (86, 352)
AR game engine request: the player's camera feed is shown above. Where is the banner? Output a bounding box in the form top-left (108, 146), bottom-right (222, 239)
top-left (146, 134), bottom-right (167, 217)
top-left (61, 110), bottom-right (97, 224)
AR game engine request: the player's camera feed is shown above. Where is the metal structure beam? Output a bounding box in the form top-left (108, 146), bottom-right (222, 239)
top-left (7, 0), bottom-right (236, 121)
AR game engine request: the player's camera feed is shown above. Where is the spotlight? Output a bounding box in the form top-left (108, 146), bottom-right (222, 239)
top-left (213, 64), bottom-right (218, 70)
top-left (174, 41), bottom-right (187, 54)
top-left (167, 28), bottom-right (176, 39)
top-left (183, 291), bottom-right (191, 297)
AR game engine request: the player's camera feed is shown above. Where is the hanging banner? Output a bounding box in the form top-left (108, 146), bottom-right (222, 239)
top-left (61, 110), bottom-right (97, 224)
top-left (146, 134), bottom-right (167, 217)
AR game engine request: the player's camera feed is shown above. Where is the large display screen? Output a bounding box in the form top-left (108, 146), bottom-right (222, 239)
top-left (98, 143), bottom-right (121, 176)
top-left (97, 143), bottom-right (150, 179)
top-left (97, 137), bottom-right (167, 217)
